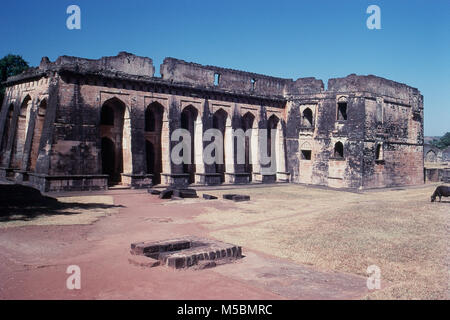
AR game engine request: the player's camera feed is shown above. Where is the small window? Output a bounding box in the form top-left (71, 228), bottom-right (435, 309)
top-left (337, 102), bottom-right (347, 121)
top-left (214, 73), bottom-right (220, 86)
top-left (376, 104), bottom-right (383, 123)
top-left (301, 150), bottom-right (312, 160)
top-left (302, 108), bottom-right (313, 127)
top-left (375, 143), bottom-right (383, 161)
top-left (251, 78), bottom-right (256, 90)
top-left (334, 142), bottom-right (344, 158)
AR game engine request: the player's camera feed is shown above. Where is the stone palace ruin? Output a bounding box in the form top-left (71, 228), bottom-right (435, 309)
top-left (0, 52), bottom-right (424, 192)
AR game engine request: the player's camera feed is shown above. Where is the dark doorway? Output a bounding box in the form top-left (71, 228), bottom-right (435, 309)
top-left (144, 102), bottom-right (163, 185)
top-left (146, 140), bottom-right (161, 184)
top-left (101, 137), bottom-right (117, 184)
top-left (267, 115), bottom-right (279, 158)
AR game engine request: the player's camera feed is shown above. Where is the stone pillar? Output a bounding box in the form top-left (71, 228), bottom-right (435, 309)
top-left (276, 125), bottom-right (290, 182)
top-left (251, 125), bottom-right (260, 175)
top-left (0, 91), bottom-right (11, 150)
top-left (161, 118), bottom-right (172, 182)
top-left (194, 117), bottom-right (205, 183)
top-left (224, 120), bottom-right (235, 183)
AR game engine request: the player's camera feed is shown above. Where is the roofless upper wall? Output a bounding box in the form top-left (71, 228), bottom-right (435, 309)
top-left (328, 74), bottom-right (422, 103)
top-left (160, 57), bottom-right (292, 97)
top-left (53, 51), bottom-right (155, 77)
top-left (4, 53), bottom-right (421, 103)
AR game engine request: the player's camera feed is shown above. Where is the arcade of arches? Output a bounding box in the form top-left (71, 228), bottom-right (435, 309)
top-left (95, 98), bottom-right (288, 187)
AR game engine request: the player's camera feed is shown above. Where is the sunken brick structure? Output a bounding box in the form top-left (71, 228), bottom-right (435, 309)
top-left (0, 52), bottom-right (424, 192)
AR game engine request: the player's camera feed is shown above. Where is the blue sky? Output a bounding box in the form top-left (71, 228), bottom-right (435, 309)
top-left (1, 0), bottom-right (448, 136)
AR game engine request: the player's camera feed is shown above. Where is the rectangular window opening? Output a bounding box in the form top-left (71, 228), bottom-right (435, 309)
top-left (301, 150), bottom-right (312, 160)
top-left (337, 102), bottom-right (348, 121)
top-left (214, 73), bottom-right (220, 86)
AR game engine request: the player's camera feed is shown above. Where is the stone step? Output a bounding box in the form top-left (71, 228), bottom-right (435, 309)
top-left (130, 236), bottom-right (243, 269)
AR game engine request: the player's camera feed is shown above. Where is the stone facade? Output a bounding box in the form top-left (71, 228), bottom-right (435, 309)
top-left (0, 52), bottom-right (424, 192)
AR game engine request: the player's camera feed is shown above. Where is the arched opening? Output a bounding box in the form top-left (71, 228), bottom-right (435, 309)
top-left (302, 108), bottom-right (313, 127)
top-left (100, 98), bottom-right (127, 185)
top-left (144, 102), bottom-right (164, 185)
top-left (0, 104), bottom-right (14, 157)
top-left (242, 112), bottom-right (255, 180)
top-left (181, 105), bottom-right (198, 184)
top-left (213, 109), bottom-right (228, 183)
top-left (267, 115), bottom-right (279, 158)
top-left (11, 96), bottom-right (32, 169)
top-left (334, 141), bottom-right (344, 159)
top-left (28, 99), bottom-right (47, 172)
top-left (425, 150), bottom-right (437, 162)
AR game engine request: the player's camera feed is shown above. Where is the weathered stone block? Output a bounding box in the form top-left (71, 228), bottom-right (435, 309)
top-left (203, 194), bottom-right (218, 200)
top-left (159, 189), bottom-right (173, 199)
top-left (223, 194), bottom-right (250, 202)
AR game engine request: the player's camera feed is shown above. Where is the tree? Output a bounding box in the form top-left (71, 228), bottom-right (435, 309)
top-left (0, 54), bottom-right (29, 106)
top-left (431, 132), bottom-right (450, 149)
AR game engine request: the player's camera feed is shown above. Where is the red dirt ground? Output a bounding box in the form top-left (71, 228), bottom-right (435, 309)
top-left (0, 189), bottom-right (368, 300)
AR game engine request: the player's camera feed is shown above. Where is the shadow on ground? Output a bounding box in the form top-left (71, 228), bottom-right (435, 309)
top-left (0, 184), bottom-right (124, 222)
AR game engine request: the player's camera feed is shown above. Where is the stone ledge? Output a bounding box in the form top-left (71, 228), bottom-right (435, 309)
top-left (128, 255), bottom-right (161, 268)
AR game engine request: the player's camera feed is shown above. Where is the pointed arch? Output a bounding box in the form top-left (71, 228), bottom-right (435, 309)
top-left (99, 97), bottom-right (129, 185)
top-left (302, 108), bottom-right (313, 127)
top-left (11, 95), bottom-right (32, 168)
top-left (145, 102), bottom-right (164, 133)
top-left (334, 141), bottom-right (344, 158)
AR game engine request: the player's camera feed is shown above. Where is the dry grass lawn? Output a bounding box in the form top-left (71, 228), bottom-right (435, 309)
top-left (195, 184), bottom-right (449, 299)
